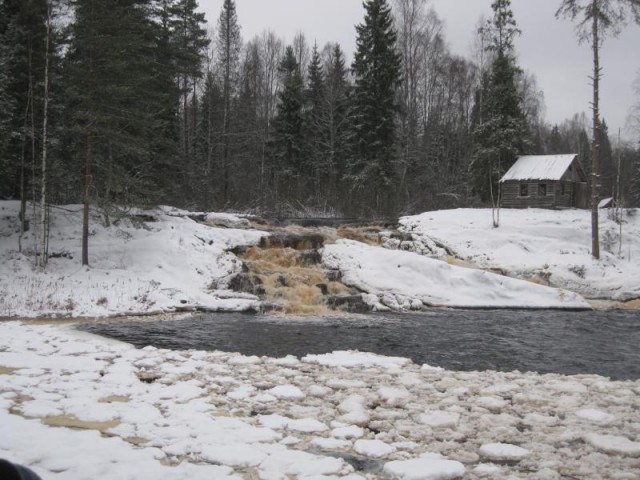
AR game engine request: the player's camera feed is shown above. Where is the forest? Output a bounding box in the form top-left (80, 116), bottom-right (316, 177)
top-left (1, 0), bottom-right (639, 226)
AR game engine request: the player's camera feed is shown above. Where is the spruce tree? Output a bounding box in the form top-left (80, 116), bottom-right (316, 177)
top-left (350, 0), bottom-right (401, 216)
top-left (272, 45), bottom-right (304, 204)
top-left (471, 0), bottom-right (528, 211)
top-left (323, 44), bottom-right (351, 199)
top-left (304, 43), bottom-right (325, 200)
top-left (66, 0), bottom-right (174, 264)
top-left (169, 0), bottom-right (209, 201)
top-left (216, 0), bottom-right (241, 206)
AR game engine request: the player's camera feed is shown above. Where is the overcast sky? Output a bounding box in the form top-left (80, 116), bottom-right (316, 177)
top-left (199, 0), bottom-right (640, 140)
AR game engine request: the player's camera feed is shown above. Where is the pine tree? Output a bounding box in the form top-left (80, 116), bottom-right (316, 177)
top-left (471, 0), bottom-right (529, 214)
top-left (350, 0), bottom-right (402, 216)
top-left (216, 0), bottom-right (241, 206)
top-left (557, 0), bottom-right (640, 259)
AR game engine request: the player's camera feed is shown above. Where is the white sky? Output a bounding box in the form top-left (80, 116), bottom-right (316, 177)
top-left (199, 0), bottom-right (640, 139)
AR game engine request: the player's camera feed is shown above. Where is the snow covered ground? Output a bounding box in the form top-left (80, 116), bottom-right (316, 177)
top-left (400, 208), bottom-right (640, 302)
top-left (323, 240), bottom-right (589, 310)
top-left (1, 201), bottom-right (607, 317)
top-left (1, 320), bottom-right (639, 479)
top-left (0, 201), bottom-right (265, 317)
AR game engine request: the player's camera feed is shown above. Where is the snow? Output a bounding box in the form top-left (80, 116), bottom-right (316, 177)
top-left (499, 154), bottom-right (578, 182)
top-left (401, 208), bottom-right (640, 301)
top-left (0, 201), bottom-right (265, 317)
top-left (2, 321), bottom-right (640, 479)
top-left (323, 239), bottom-right (589, 309)
top-left (383, 454), bottom-right (465, 480)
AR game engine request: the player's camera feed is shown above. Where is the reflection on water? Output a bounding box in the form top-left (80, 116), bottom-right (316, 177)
top-left (78, 310), bottom-right (640, 381)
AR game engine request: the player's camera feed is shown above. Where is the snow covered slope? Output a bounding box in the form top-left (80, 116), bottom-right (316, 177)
top-left (401, 208), bottom-right (640, 302)
top-left (323, 240), bottom-right (590, 310)
top-left (0, 201), bottom-right (265, 317)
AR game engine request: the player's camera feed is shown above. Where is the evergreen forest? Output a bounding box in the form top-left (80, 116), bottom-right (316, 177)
top-left (1, 0), bottom-right (639, 225)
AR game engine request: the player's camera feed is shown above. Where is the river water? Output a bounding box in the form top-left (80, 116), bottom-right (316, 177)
top-left (78, 309), bottom-right (640, 381)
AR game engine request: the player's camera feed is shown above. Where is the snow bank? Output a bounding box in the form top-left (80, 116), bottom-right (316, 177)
top-left (400, 208), bottom-right (640, 301)
top-left (0, 201), bottom-right (266, 317)
top-left (323, 239), bottom-right (590, 309)
top-left (1, 321), bottom-right (639, 479)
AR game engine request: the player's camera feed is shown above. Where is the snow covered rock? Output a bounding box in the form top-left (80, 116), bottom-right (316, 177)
top-left (323, 239), bottom-right (590, 309)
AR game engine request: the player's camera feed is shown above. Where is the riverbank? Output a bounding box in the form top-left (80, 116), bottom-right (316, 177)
top-left (3, 201), bottom-right (630, 317)
top-left (1, 319), bottom-right (639, 479)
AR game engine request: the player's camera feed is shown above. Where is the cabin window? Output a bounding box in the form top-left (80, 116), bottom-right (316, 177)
top-left (520, 184), bottom-right (528, 197)
top-left (561, 183), bottom-right (566, 195)
top-left (538, 184), bottom-right (547, 196)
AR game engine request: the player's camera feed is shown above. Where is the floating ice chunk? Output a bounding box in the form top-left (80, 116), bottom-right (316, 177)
top-left (575, 408), bottom-right (616, 425)
top-left (473, 463), bottom-right (501, 477)
top-left (583, 433), bottom-right (640, 457)
top-left (480, 383), bottom-right (519, 396)
top-left (378, 386), bottom-right (411, 407)
top-left (418, 411), bottom-right (460, 429)
top-left (267, 355), bottom-right (300, 366)
top-left (331, 425), bottom-right (364, 439)
top-left (302, 351), bottom-right (410, 369)
top-left (259, 449), bottom-right (348, 479)
top-left (383, 453), bottom-right (465, 480)
top-left (259, 414), bottom-right (290, 430)
top-left (227, 355), bottom-right (262, 365)
top-left (478, 443), bottom-right (530, 462)
top-left (311, 437), bottom-right (351, 450)
top-left (227, 384), bottom-right (255, 400)
top-left (308, 385), bottom-right (332, 397)
top-left (200, 443), bottom-right (267, 467)
top-left (477, 396), bottom-right (508, 412)
top-left (287, 418), bottom-right (328, 433)
top-left (254, 392), bottom-right (277, 403)
top-left (337, 395), bottom-right (370, 426)
top-left (268, 384), bottom-right (305, 399)
top-left (327, 378), bottom-right (368, 389)
top-left (420, 363), bottom-right (445, 373)
top-left (354, 439), bottom-right (396, 458)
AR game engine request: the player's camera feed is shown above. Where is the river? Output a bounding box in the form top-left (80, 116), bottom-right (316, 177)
top-left (78, 309), bottom-right (640, 381)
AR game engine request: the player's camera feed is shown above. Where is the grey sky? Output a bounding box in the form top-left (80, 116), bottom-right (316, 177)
top-left (200, 0), bottom-right (640, 140)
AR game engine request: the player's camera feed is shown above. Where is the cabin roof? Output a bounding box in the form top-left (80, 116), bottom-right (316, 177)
top-left (500, 154), bottom-right (578, 183)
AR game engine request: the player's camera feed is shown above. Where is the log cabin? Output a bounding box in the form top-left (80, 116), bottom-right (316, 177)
top-left (500, 154), bottom-right (588, 209)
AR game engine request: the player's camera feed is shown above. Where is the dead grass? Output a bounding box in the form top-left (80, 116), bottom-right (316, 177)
top-left (336, 226), bottom-right (383, 245)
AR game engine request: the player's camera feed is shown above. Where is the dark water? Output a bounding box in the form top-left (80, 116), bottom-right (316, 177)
top-left (78, 310), bottom-right (640, 381)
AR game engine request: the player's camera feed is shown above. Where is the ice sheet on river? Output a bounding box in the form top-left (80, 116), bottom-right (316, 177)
top-left (323, 240), bottom-right (590, 309)
top-left (1, 321), bottom-right (639, 479)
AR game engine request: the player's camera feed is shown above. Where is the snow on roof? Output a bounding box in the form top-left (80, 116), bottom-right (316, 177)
top-left (500, 154), bottom-right (577, 182)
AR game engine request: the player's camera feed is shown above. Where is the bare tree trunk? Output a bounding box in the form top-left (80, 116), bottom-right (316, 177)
top-left (82, 135), bottom-right (92, 267)
top-left (39, 2), bottom-right (52, 268)
top-left (590, 0), bottom-right (601, 259)
top-left (19, 89), bottom-right (31, 254)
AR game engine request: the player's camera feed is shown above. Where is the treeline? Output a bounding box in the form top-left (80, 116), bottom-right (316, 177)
top-left (1, 0), bottom-right (639, 226)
